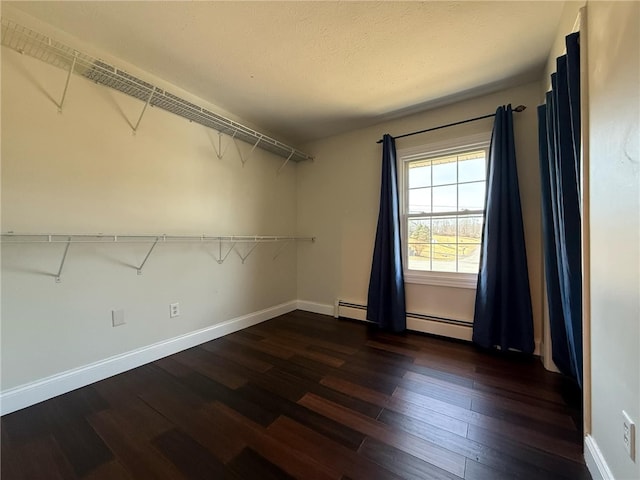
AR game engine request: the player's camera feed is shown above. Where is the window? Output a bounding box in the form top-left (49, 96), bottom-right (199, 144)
top-left (399, 133), bottom-right (490, 288)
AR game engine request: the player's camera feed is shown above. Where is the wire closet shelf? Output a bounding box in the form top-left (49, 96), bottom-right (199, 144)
top-left (0, 233), bottom-right (315, 244)
top-left (1, 233), bottom-right (316, 282)
top-left (0, 18), bottom-right (314, 164)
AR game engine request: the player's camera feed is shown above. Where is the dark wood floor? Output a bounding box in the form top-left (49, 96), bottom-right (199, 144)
top-left (1, 310), bottom-right (590, 480)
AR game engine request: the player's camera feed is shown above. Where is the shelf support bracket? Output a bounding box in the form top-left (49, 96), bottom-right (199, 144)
top-left (55, 238), bottom-right (72, 283)
top-left (233, 135), bottom-right (262, 166)
top-left (137, 238), bottom-right (159, 275)
top-left (211, 130), bottom-right (236, 159)
top-left (277, 149), bottom-right (296, 175)
top-left (236, 242), bottom-right (259, 264)
top-left (272, 240), bottom-right (291, 260)
top-left (132, 87), bottom-right (156, 135)
top-left (58, 52), bottom-right (77, 113)
top-left (214, 240), bottom-right (236, 264)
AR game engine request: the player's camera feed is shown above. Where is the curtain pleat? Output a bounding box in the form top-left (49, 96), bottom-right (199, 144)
top-left (367, 134), bottom-right (407, 332)
top-left (472, 105), bottom-right (535, 353)
top-left (538, 32), bottom-right (583, 386)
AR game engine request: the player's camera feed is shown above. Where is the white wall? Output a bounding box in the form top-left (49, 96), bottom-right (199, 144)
top-left (542, 1), bottom-right (586, 93)
top-left (586, 2), bottom-right (640, 479)
top-left (297, 81), bottom-right (544, 348)
top-left (1, 37), bottom-right (299, 392)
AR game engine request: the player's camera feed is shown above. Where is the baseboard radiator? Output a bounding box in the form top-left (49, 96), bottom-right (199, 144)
top-left (334, 300), bottom-right (473, 341)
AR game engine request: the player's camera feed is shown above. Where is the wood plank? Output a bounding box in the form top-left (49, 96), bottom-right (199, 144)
top-left (151, 427), bottom-right (235, 479)
top-left (88, 409), bottom-right (183, 480)
top-left (199, 342), bottom-right (273, 373)
top-left (359, 437), bottom-right (462, 480)
top-left (261, 336), bottom-right (346, 368)
top-left (227, 447), bottom-right (297, 480)
top-left (1, 434), bottom-right (77, 480)
top-left (392, 387), bottom-right (584, 462)
top-left (238, 382), bottom-right (366, 450)
top-left (466, 425), bottom-right (591, 480)
top-left (384, 396), bottom-right (469, 437)
top-left (403, 370), bottom-right (578, 429)
top-left (320, 375), bottom-right (391, 408)
top-left (82, 460), bottom-right (133, 480)
top-left (299, 393), bottom-right (466, 477)
top-left (268, 415), bottom-right (400, 480)
top-left (203, 402), bottom-right (338, 480)
top-left (378, 409), bottom-right (570, 480)
top-left (137, 390), bottom-right (246, 464)
top-left (172, 346), bottom-right (248, 389)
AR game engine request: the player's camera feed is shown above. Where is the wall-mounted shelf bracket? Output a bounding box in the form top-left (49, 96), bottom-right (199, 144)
top-left (58, 52), bottom-right (77, 113)
top-left (235, 242), bottom-right (259, 264)
top-left (136, 237), bottom-right (159, 275)
top-left (55, 237), bottom-right (72, 283)
top-left (132, 86), bottom-right (156, 135)
top-left (234, 134), bottom-right (263, 166)
top-left (277, 150), bottom-right (296, 175)
top-left (211, 130), bottom-right (236, 160)
top-left (272, 240), bottom-right (291, 260)
top-left (213, 240), bottom-right (236, 264)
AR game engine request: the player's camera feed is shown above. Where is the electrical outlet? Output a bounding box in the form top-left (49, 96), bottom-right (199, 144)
top-left (169, 302), bottom-right (180, 318)
top-left (112, 309), bottom-right (125, 327)
top-left (623, 410), bottom-right (636, 461)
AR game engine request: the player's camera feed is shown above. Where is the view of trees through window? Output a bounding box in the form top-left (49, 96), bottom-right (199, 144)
top-left (406, 149), bottom-right (486, 273)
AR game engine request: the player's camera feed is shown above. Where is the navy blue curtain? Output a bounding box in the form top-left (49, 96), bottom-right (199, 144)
top-left (473, 105), bottom-right (534, 353)
top-left (367, 134), bottom-right (407, 332)
top-left (537, 32), bottom-right (582, 386)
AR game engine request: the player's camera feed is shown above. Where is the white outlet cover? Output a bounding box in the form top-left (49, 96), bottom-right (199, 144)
top-left (112, 309), bottom-right (125, 327)
top-left (170, 303), bottom-right (180, 318)
top-left (623, 410), bottom-right (636, 461)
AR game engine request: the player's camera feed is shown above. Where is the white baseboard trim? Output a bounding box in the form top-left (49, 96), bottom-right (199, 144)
top-left (407, 316), bottom-right (473, 342)
top-left (296, 300), bottom-right (334, 317)
top-left (585, 434), bottom-right (615, 480)
top-left (0, 300), bottom-right (298, 416)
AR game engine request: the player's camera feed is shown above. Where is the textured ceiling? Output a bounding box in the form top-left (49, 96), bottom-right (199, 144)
top-left (4, 1), bottom-right (565, 144)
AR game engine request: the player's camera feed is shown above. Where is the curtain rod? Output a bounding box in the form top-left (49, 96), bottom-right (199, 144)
top-left (376, 104), bottom-right (527, 143)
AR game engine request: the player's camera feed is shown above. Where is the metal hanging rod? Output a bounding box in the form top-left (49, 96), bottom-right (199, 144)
top-left (376, 104), bottom-right (527, 143)
top-left (0, 18), bottom-right (314, 164)
top-left (0, 233), bottom-right (315, 244)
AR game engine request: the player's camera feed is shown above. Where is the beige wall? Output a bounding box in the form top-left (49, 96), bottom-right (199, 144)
top-left (1, 44), bottom-right (298, 389)
top-left (542, 1), bottom-right (586, 94)
top-left (297, 81), bottom-right (544, 349)
top-left (586, 2), bottom-right (640, 478)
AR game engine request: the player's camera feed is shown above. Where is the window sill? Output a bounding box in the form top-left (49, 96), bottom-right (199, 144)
top-left (404, 271), bottom-right (477, 289)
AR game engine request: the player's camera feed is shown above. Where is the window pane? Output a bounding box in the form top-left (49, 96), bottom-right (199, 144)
top-left (432, 243), bottom-right (456, 272)
top-left (458, 215), bottom-right (483, 241)
top-left (407, 243), bottom-right (432, 271)
top-left (458, 244), bottom-right (481, 273)
top-left (432, 185), bottom-right (457, 213)
top-left (432, 157), bottom-right (457, 186)
top-left (408, 164), bottom-right (431, 188)
top-left (458, 154), bottom-right (486, 183)
top-left (408, 218), bottom-right (432, 243)
top-left (408, 187), bottom-right (431, 214)
top-left (432, 217), bottom-right (457, 243)
top-left (458, 182), bottom-right (485, 211)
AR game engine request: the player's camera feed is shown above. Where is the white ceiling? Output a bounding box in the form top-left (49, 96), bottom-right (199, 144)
top-left (5, 1), bottom-right (565, 144)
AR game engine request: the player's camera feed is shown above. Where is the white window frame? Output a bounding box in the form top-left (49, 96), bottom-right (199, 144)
top-left (398, 132), bottom-right (491, 289)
